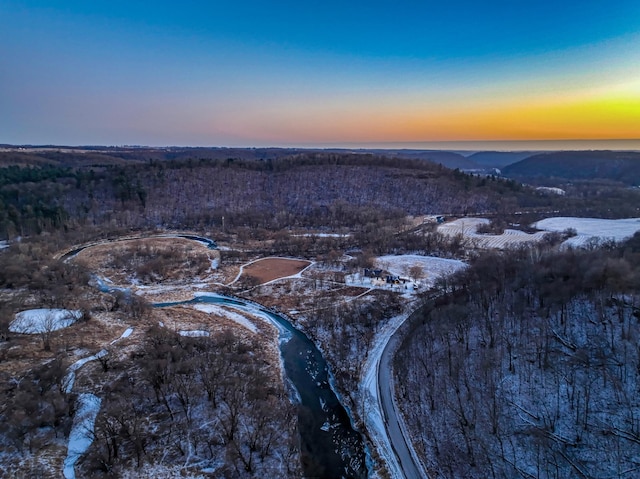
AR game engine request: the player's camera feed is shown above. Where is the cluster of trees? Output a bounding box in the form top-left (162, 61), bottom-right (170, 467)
top-left (299, 288), bottom-right (402, 415)
top-left (0, 356), bottom-right (74, 477)
top-left (0, 239), bottom-right (93, 339)
top-left (85, 327), bottom-right (300, 478)
top-left (0, 236), bottom-right (156, 349)
top-left (90, 240), bottom-right (213, 285)
top-left (395, 235), bottom-right (640, 478)
top-left (0, 165), bottom-right (74, 239)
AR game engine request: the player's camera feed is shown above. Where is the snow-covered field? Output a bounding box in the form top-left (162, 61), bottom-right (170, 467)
top-left (346, 255), bottom-right (466, 293)
top-left (438, 218), bottom-right (549, 249)
top-left (376, 255), bottom-right (465, 284)
top-left (536, 186), bottom-right (565, 195)
top-left (439, 217), bottom-right (640, 249)
top-left (533, 217), bottom-right (640, 248)
top-left (9, 309), bottom-right (82, 334)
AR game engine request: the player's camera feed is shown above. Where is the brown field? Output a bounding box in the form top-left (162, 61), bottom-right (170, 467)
top-left (242, 258), bottom-right (311, 284)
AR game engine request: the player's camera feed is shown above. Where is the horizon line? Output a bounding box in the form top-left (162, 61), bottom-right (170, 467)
top-left (2, 138), bottom-right (640, 153)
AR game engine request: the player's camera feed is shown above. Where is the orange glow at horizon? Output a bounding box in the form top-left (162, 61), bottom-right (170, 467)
top-left (244, 81), bottom-right (640, 144)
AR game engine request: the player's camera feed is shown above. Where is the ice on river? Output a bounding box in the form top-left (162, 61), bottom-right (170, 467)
top-left (62, 349), bottom-right (108, 394)
top-left (63, 393), bottom-right (102, 479)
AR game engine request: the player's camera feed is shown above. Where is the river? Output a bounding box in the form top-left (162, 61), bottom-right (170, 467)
top-left (157, 294), bottom-right (369, 478)
top-left (70, 235), bottom-right (368, 478)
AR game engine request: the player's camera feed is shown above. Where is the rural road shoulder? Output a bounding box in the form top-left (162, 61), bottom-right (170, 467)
top-left (378, 313), bottom-right (425, 479)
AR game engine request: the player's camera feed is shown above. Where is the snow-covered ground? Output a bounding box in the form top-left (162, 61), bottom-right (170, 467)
top-left (9, 309), bottom-right (82, 334)
top-left (438, 218), bottom-right (549, 249)
top-left (61, 327), bottom-right (135, 475)
top-left (536, 186), bottom-right (566, 195)
top-left (376, 255), bottom-right (465, 284)
top-left (63, 393), bottom-right (102, 479)
top-left (439, 216), bottom-right (640, 249)
top-left (346, 255), bottom-right (466, 293)
top-left (193, 292), bottom-right (292, 340)
top-left (533, 217), bottom-right (640, 248)
top-left (179, 330), bottom-right (210, 337)
top-left (191, 303), bottom-right (258, 333)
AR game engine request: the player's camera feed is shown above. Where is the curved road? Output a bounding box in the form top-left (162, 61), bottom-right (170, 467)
top-left (378, 320), bottom-right (425, 479)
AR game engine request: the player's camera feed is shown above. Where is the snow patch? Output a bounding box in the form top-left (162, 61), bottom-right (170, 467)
top-left (536, 186), bottom-right (566, 195)
top-left (179, 330), bottom-right (210, 337)
top-left (193, 292), bottom-right (292, 341)
top-left (110, 327), bottom-right (134, 344)
top-left (9, 309), bottom-right (82, 334)
top-left (210, 257), bottom-right (220, 270)
top-left (192, 303), bottom-right (258, 333)
top-left (120, 327), bottom-right (133, 339)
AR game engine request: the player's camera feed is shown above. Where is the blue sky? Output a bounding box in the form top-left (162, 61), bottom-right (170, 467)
top-left (1, 1), bottom-right (639, 146)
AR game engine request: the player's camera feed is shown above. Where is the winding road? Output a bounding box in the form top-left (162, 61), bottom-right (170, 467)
top-left (378, 323), bottom-right (425, 479)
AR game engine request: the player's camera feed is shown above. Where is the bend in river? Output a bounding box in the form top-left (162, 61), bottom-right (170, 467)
top-left (157, 294), bottom-right (369, 478)
top-left (69, 236), bottom-right (368, 478)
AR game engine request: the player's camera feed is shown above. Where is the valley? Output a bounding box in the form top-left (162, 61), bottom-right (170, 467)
top-left (1, 149), bottom-right (640, 478)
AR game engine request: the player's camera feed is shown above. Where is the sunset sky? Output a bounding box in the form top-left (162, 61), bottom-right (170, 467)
top-left (1, 1), bottom-right (639, 148)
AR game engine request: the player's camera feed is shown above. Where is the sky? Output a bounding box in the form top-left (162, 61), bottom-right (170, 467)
top-left (1, 1), bottom-right (639, 148)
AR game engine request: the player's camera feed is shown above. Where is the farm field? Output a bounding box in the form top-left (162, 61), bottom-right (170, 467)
top-left (533, 216), bottom-right (640, 247)
top-left (439, 216), bottom-right (640, 249)
top-left (239, 257), bottom-right (312, 284)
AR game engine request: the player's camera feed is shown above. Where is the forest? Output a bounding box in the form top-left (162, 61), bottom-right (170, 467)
top-left (1, 152), bottom-right (639, 241)
top-left (1, 149), bottom-right (640, 478)
top-left (396, 235), bottom-right (640, 478)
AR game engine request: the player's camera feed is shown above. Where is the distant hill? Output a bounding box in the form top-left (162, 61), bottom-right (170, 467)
top-left (0, 147), bottom-right (310, 167)
top-left (367, 150), bottom-right (479, 169)
top-left (467, 151), bottom-right (535, 168)
top-left (0, 146), bottom-right (479, 170)
top-left (502, 151), bottom-right (640, 185)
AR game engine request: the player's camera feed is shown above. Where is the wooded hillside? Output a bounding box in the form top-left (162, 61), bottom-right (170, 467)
top-left (396, 235), bottom-right (640, 478)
